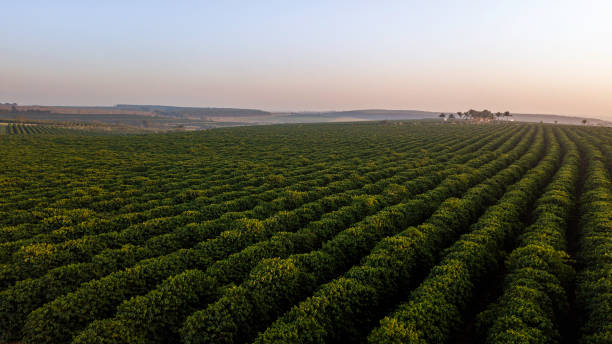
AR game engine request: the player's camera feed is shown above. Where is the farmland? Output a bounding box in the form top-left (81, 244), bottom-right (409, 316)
top-left (0, 121), bottom-right (610, 344)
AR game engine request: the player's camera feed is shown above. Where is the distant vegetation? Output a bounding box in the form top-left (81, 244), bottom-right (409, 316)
top-left (439, 109), bottom-right (513, 121)
top-left (115, 104), bottom-right (271, 118)
top-left (0, 123), bottom-right (72, 135)
top-left (0, 121), bottom-right (609, 344)
top-left (0, 119), bottom-right (154, 134)
top-left (1, 103), bottom-right (610, 129)
top-left (0, 104), bottom-right (272, 131)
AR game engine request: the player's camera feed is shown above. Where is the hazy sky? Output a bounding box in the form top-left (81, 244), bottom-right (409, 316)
top-left (2, 1), bottom-right (611, 118)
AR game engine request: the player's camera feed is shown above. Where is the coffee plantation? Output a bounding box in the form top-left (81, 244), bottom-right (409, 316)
top-left (0, 121), bottom-right (610, 343)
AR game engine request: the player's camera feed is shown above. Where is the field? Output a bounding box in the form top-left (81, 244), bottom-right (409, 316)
top-left (0, 123), bottom-right (73, 135)
top-left (0, 121), bottom-right (610, 344)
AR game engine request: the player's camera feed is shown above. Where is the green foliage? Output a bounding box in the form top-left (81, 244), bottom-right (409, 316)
top-left (474, 128), bottom-right (579, 343)
top-left (368, 126), bottom-right (561, 344)
top-left (0, 122), bottom-right (609, 344)
top-left (186, 126), bottom-right (537, 344)
top-left (567, 130), bottom-right (612, 343)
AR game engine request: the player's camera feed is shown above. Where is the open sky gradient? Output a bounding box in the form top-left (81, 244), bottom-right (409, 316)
top-left (2, 1), bottom-right (611, 118)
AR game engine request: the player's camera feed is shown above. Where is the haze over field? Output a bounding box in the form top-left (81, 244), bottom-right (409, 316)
top-left (2, 1), bottom-right (611, 120)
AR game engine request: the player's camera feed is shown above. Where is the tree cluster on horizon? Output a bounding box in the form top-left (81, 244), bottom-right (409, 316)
top-left (439, 109), bottom-right (513, 121)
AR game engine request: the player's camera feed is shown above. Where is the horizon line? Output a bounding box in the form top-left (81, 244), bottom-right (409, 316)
top-left (4, 102), bottom-right (610, 122)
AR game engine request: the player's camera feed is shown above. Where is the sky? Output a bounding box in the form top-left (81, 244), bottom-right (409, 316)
top-left (2, 0), bottom-right (612, 118)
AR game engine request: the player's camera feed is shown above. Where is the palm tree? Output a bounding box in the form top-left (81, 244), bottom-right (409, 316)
top-left (439, 113), bottom-right (446, 120)
top-left (582, 119), bottom-right (587, 125)
top-left (457, 111), bottom-right (463, 119)
top-left (503, 111), bottom-right (511, 121)
top-left (496, 112), bottom-right (502, 121)
top-left (448, 113), bottom-right (455, 120)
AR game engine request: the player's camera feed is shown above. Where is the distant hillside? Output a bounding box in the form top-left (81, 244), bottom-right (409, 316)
top-left (279, 109), bottom-right (612, 126)
top-left (2, 103), bottom-right (609, 130)
top-left (512, 113), bottom-right (612, 126)
top-left (0, 104), bottom-right (155, 116)
top-left (289, 109), bottom-right (438, 121)
top-left (116, 105), bottom-right (271, 118)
